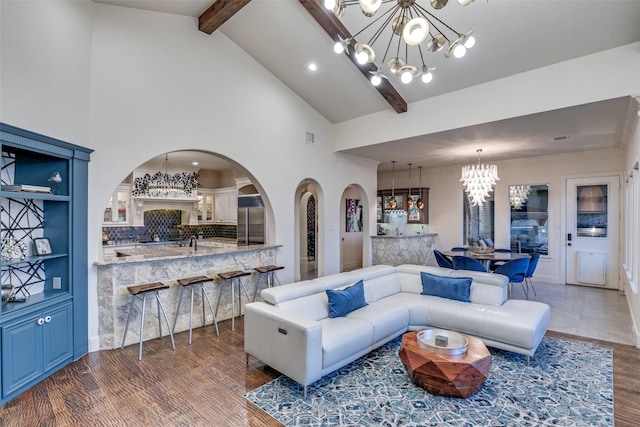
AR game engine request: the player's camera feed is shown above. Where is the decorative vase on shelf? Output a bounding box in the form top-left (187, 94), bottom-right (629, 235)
top-left (48, 171), bottom-right (62, 195)
top-left (1, 236), bottom-right (27, 261)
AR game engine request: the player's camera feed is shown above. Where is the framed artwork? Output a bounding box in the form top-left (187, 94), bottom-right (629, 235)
top-left (346, 199), bottom-right (363, 232)
top-left (34, 237), bottom-right (52, 255)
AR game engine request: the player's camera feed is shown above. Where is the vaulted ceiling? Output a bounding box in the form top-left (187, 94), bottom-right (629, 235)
top-left (94, 0), bottom-right (640, 171)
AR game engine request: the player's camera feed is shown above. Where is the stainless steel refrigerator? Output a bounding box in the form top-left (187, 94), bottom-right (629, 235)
top-left (237, 195), bottom-right (265, 245)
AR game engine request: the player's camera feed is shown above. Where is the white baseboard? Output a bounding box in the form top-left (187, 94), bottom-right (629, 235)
top-left (342, 260), bottom-right (362, 272)
top-left (89, 335), bottom-right (101, 353)
top-left (535, 274), bottom-right (564, 285)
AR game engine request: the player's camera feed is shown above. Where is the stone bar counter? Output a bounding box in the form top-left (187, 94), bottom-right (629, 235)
top-left (96, 241), bottom-right (281, 350)
top-left (371, 233), bottom-right (438, 267)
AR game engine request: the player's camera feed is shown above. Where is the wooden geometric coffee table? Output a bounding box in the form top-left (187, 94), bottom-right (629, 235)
top-left (399, 329), bottom-right (492, 398)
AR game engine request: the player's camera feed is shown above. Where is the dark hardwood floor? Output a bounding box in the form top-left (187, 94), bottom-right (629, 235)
top-left (1, 318), bottom-right (638, 426)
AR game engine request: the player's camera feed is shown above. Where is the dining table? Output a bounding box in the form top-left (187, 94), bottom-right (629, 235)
top-left (441, 250), bottom-right (530, 271)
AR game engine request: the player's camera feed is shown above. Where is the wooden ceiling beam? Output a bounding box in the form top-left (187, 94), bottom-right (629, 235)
top-left (199, 0), bottom-right (252, 35)
top-left (299, 0), bottom-right (408, 114)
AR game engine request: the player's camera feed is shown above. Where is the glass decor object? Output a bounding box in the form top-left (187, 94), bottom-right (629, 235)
top-left (1, 235), bottom-right (27, 261)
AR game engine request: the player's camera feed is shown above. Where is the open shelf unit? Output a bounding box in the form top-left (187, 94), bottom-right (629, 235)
top-left (0, 123), bottom-right (91, 404)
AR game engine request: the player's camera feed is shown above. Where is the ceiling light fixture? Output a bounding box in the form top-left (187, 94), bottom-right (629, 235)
top-left (416, 165), bottom-right (424, 210)
top-left (407, 163), bottom-right (414, 209)
top-left (388, 160), bottom-right (397, 209)
top-left (510, 185), bottom-right (531, 210)
top-left (460, 149), bottom-right (499, 206)
top-left (324, 0), bottom-right (476, 86)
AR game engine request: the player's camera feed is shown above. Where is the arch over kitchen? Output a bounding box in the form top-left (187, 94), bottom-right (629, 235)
top-left (295, 179), bottom-right (323, 281)
top-left (100, 150), bottom-right (275, 250)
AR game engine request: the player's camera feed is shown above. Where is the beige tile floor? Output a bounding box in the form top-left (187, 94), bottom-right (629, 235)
top-left (510, 279), bottom-right (637, 346)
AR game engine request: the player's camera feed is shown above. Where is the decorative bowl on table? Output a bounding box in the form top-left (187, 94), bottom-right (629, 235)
top-left (417, 328), bottom-right (468, 355)
top-left (469, 245), bottom-right (495, 254)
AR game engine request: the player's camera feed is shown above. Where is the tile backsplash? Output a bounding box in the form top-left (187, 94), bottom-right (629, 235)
top-left (102, 210), bottom-right (237, 244)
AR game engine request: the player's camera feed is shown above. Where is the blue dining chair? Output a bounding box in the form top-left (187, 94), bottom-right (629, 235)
top-left (493, 257), bottom-right (530, 298)
top-left (452, 255), bottom-right (486, 272)
top-left (489, 248), bottom-right (512, 271)
top-left (525, 252), bottom-right (540, 296)
top-left (434, 250), bottom-right (453, 269)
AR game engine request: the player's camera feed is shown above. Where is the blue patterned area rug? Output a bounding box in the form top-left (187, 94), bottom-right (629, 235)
top-left (244, 336), bottom-right (613, 426)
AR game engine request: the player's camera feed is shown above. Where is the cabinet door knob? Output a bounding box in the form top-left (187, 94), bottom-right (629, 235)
top-left (44, 315), bottom-right (52, 323)
top-left (37, 318), bottom-right (45, 326)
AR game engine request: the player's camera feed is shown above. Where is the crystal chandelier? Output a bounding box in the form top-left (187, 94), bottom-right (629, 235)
top-left (460, 149), bottom-right (499, 207)
top-left (510, 185), bottom-right (531, 210)
top-left (323, 0), bottom-right (476, 86)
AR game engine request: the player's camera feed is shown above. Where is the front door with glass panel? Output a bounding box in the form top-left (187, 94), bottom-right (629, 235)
top-left (565, 176), bottom-right (620, 289)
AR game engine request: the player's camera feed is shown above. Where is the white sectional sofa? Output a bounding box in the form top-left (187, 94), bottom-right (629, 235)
top-left (244, 264), bottom-right (550, 395)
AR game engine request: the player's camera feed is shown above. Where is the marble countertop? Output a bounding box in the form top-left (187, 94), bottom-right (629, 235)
top-left (96, 241), bottom-right (281, 266)
top-left (101, 237), bottom-right (237, 249)
top-left (371, 233), bottom-right (438, 239)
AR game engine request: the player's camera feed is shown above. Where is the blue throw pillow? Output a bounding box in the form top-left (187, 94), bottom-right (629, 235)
top-left (420, 272), bottom-right (472, 302)
top-left (326, 280), bottom-right (368, 318)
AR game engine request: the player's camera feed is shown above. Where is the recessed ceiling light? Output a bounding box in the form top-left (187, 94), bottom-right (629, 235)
top-left (192, 161), bottom-right (199, 166)
top-left (308, 63), bottom-right (317, 71)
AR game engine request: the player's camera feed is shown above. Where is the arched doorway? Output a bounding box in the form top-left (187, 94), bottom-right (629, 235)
top-left (295, 180), bottom-right (321, 281)
top-left (340, 185), bottom-right (367, 272)
top-left (301, 192), bottom-right (317, 280)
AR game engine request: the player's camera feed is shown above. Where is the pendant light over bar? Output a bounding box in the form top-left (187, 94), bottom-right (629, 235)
top-left (388, 160), bottom-right (397, 209)
top-left (417, 166), bottom-right (424, 210)
top-left (407, 163), bottom-right (414, 209)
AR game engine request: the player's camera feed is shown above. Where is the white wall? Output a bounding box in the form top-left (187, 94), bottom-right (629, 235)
top-left (0, 0), bottom-right (92, 143)
top-left (1, 1), bottom-right (378, 351)
top-left (623, 101), bottom-right (640, 346)
top-left (378, 148), bottom-right (624, 284)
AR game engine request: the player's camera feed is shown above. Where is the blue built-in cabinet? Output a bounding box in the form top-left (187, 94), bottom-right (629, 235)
top-left (0, 124), bottom-right (91, 404)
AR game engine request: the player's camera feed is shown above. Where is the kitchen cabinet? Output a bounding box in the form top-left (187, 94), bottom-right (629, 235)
top-left (197, 190), bottom-right (214, 222)
top-left (103, 184), bottom-right (130, 225)
top-left (377, 187), bottom-right (429, 224)
top-left (2, 302), bottom-right (72, 397)
top-left (199, 188), bottom-right (237, 224)
top-left (213, 187), bottom-right (237, 224)
top-left (0, 124), bottom-right (91, 404)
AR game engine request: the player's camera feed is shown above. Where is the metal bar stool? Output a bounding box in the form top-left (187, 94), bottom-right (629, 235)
top-left (215, 270), bottom-right (251, 332)
top-left (252, 265), bottom-right (284, 301)
top-left (173, 275), bottom-right (219, 344)
top-left (121, 282), bottom-right (175, 360)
